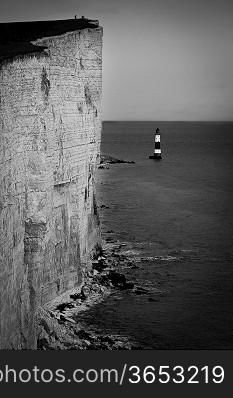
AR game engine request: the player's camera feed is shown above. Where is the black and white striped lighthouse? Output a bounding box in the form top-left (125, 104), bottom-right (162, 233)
top-left (149, 128), bottom-right (162, 159)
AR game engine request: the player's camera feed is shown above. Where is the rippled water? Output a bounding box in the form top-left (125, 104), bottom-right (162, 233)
top-left (91, 122), bottom-right (233, 349)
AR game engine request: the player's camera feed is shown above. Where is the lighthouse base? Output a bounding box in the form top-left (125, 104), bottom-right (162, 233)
top-left (149, 154), bottom-right (162, 160)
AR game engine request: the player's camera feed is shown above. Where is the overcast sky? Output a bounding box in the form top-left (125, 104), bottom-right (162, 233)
top-left (1, 0), bottom-right (233, 121)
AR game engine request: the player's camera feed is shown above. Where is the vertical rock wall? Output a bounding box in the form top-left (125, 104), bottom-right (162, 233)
top-left (0, 27), bottom-right (102, 348)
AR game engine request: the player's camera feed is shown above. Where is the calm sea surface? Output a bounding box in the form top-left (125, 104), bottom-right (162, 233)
top-left (91, 121), bottom-right (233, 349)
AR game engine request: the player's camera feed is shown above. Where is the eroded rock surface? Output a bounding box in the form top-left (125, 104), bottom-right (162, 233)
top-left (0, 20), bottom-right (103, 349)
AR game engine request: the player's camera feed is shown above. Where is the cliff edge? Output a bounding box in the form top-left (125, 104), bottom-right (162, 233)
top-left (0, 19), bottom-right (103, 348)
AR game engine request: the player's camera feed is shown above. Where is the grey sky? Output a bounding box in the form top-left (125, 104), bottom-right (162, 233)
top-left (1, 0), bottom-right (233, 120)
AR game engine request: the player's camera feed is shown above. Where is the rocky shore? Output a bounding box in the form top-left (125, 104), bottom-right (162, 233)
top-left (37, 243), bottom-right (150, 350)
top-left (98, 154), bottom-right (135, 169)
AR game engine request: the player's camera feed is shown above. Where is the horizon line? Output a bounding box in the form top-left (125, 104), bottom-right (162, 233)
top-left (103, 120), bottom-right (233, 123)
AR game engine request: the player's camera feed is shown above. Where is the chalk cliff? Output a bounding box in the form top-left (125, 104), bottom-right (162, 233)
top-left (0, 19), bottom-right (103, 348)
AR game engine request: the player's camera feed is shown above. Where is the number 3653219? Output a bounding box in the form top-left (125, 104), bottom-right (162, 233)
top-left (128, 365), bottom-right (224, 384)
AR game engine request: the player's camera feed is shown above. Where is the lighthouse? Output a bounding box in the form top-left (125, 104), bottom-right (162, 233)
top-left (149, 128), bottom-right (162, 159)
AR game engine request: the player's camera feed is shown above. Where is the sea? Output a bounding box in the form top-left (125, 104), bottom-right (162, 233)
top-left (91, 121), bottom-right (233, 349)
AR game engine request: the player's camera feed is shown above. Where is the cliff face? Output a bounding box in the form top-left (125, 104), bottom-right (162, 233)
top-left (0, 23), bottom-right (102, 348)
